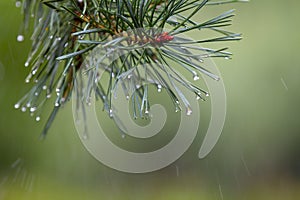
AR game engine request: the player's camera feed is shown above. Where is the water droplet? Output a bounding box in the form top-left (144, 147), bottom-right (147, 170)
top-left (30, 107), bottom-right (37, 113)
top-left (49, 35), bottom-right (53, 39)
top-left (193, 75), bottom-right (200, 81)
top-left (46, 94), bottom-right (51, 99)
top-left (157, 84), bottom-right (162, 92)
top-left (126, 95), bottom-right (130, 100)
top-left (121, 134), bottom-right (126, 139)
top-left (14, 103), bottom-right (20, 109)
top-left (55, 102), bottom-right (60, 107)
top-left (26, 103), bottom-right (31, 108)
top-left (198, 59), bottom-right (204, 63)
top-left (35, 116), bottom-right (41, 122)
top-left (21, 107), bottom-right (27, 112)
top-left (34, 92), bottom-right (39, 96)
top-left (111, 73), bottom-right (115, 78)
top-left (186, 107), bottom-right (192, 116)
top-left (15, 1), bottom-right (21, 8)
top-left (32, 68), bottom-right (38, 75)
top-left (205, 93), bottom-right (209, 97)
top-left (225, 57), bottom-right (230, 60)
top-left (196, 96), bottom-right (201, 100)
top-left (17, 35), bottom-right (24, 42)
top-left (109, 109), bottom-right (113, 118)
top-left (24, 62), bottom-right (29, 67)
top-left (145, 109), bottom-right (149, 114)
top-left (42, 85), bottom-right (47, 90)
top-left (57, 37), bottom-right (62, 41)
top-left (25, 73), bottom-right (32, 83)
top-left (86, 97), bottom-right (92, 106)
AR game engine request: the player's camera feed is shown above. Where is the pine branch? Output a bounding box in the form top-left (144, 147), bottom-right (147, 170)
top-left (15, 0), bottom-right (246, 136)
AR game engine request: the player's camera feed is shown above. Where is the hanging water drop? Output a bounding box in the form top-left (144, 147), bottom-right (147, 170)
top-left (186, 107), bottom-right (192, 116)
top-left (25, 73), bottom-right (32, 83)
top-left (17, 35), bottom-right (24, 42)
top-left (32, 68), bottom-right (38, 75)
top-left (21, 107), bottom-right (27, 112)
top-left (157, 84), bottom-right (162, 92)
top-left (86, 97), bottom-right (92, 106)
top-left (109, 109), bottom-right (113, 118)
top-left (14, 103), bottom-right (20, 109)
top-left (24, 62), bottom-right (29, 67)
top-left (35, 116), bottom-right (41, 122)
top-left (42, 85), bottom-right (47, 90)
top-left (55, 102), bottom-right (60, 107)
top-left (193, 74), bottom-right (200, 81)
top-left (30, 107), bottom-right (37, 113)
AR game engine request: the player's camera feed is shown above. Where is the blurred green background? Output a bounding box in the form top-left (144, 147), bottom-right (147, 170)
top-left (0, 0), bottom-right (299, 199)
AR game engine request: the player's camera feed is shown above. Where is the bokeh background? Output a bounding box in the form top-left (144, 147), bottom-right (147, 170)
top-left (0, 0), bottom-right (299, 199)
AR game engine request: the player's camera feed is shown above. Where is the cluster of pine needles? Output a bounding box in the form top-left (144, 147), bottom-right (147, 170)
top-left (14, 0), bottom-right (245, 137)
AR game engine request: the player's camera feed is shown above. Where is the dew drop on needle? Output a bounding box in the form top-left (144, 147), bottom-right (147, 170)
top-left (17, 35), bottom-right (24, 42)
top-left (35, 116), bottom-right (41, 122)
